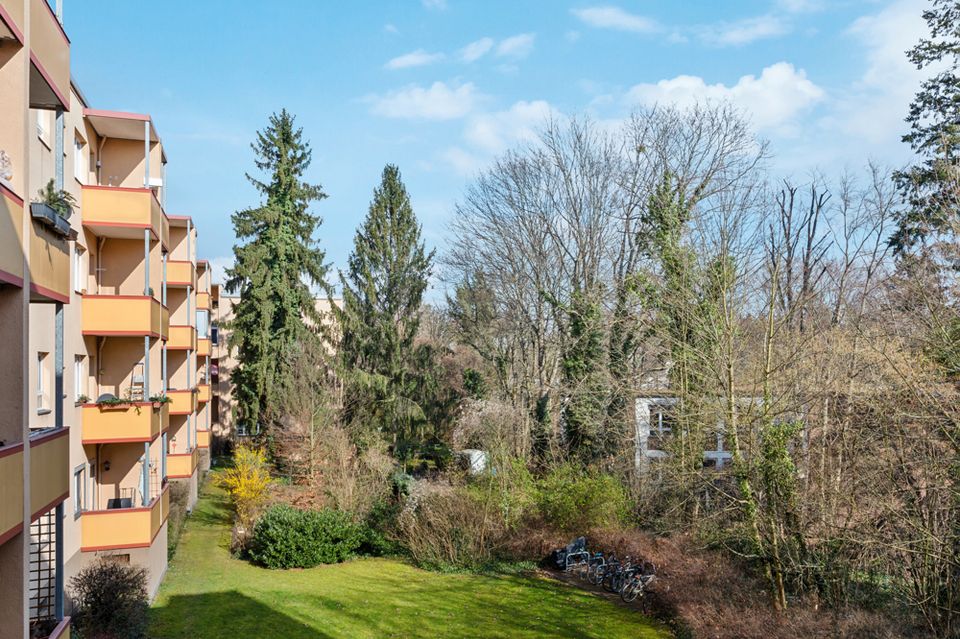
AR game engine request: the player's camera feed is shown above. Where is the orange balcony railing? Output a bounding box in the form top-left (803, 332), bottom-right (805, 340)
top-left (167, 448), bottom-right (199, 479)
top-left (197, 384), bottom-right (210, 403)
top-left (29, 428), bottom-right (69, 518)
top-left (82, 295), bottom-right (169, 339)
top-left (29, 0), bottom-right (69, 110)
top-left (80, 484), bottom-right (169, 551)
top-left (0, 441), bottom-right (24, 545)
top-left (81, 402), bottom-right (168, 443)
top-left (197, 338), bottom-right (210, 357)
top-left (81, 185), bottom-right (164, 242)
top-left (167, 389), bottom-right (196, 416)
top-left (0, 186), bottom-right (24, 287)
top-left (167, 325), bottom-right (196, 351)
top-left (28, 215), bottom-right (71, 303)
top-left (196, 429), bottom-right (210, 449)
top-left (166, 260), bottom-right (196, 289)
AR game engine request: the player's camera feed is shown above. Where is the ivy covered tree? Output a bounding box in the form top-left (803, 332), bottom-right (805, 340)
top-left (335, 164), bottom-right (435, 451)
top-left (892, 0), bottom-right (960, 252)
top-left (226, 110), bottom-right (330, 436)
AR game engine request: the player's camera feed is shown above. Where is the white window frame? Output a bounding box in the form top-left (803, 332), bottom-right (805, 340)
top-left (73, 134), bottom-right (86, 184)
top-left (73, 245), bottom-right (85, 293)
top-left (73, 464), bottom-right (86, 518)
top-left (36, 111), bottom-right (48, 142)
top-left (36, 352), bottom-right (47, 411)
top-left (196, 309), bottom-right (210, 339)
top-left (74, 355), bottom-right (85, 401)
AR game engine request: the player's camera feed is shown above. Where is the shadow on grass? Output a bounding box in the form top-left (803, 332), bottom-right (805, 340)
top-left (150, 591), bottom-right (332, 639)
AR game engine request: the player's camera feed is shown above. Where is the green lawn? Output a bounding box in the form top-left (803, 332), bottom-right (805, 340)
top-left (149, 478), bottom-right (670, 639)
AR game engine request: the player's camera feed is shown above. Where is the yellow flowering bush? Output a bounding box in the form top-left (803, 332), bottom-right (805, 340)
top-left (218, 445), bottom-right (272, 528)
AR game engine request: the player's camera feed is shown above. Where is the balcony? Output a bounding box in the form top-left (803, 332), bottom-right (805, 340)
top-left (167, 325), bottom-right (196, 351)
top-left (167, 389), bottom-right (196, 416)
top-left (166, 260), bottom-right (196, 289)
top-left (197, 383), bottom-right (210, 403)
top-left (197, 338), bottom-right (211, 357)
top-left (196, 430), bottom-right (210, 449)
top-left (29, 428), bottom-right (69, 518)
top-left (0, 185), bottom-right (24, 287)
top-left (80, 484), bottom-right (169, 552)
top-left (167, 448), bottom-right (199, 479)
top-left (80, 185), bottom-right (164, 242)
top-left (82, 295), bottom-right (169, 339)
top-left (28, 206), bottom-right (72, 303)
top-left (0, 441), bottom-right (24, 545)
top-left (28, 0), bottom-right (69, 111)
top-left (196, 291), bottom-right (210, 310)
top-left (81, 402), bottom-right (168, 444)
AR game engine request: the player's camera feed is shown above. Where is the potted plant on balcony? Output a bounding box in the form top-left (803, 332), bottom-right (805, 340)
top-left (31, 179), bottom-right (78, 239)
top-left (149, 393), bottom-right (172, 409)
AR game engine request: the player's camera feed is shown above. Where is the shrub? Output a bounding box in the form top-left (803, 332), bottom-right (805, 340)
top-left (70, 559), bottom-right (149, 639)
top-left (397, 487), bottom-right (505, 570)
top-left (166, 481), bottom-right (190, 560)
top-left (247, 504), bottom-right (365, 569)
top-left (536, 464), bottom-right (628, 532)
top-left (218, 444), bottom-right (271, 528)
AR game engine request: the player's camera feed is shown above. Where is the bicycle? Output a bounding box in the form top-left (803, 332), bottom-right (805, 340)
top-left (620, 562), bottom-right (657, 602)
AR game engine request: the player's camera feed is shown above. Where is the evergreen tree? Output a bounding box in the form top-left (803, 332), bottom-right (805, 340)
top-left (226, 110), bottom-right (329, 435)
top-left (892, 0), bottom-right (960, 252)
top-left (335, 165), bottom-right (434, 450)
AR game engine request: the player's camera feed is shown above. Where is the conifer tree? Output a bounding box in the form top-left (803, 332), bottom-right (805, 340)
top-left (336, 165), bottom-right (434, 450)
top-left (226, 110), bottom-right (329, 435)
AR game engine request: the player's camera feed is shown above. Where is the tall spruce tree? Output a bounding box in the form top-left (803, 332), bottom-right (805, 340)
top-left (892, 0), bottom-right (960, 252)
top-left (226, 110), bottom-right (329, 435)
top-left (336, 165), bottom-right (434, 450)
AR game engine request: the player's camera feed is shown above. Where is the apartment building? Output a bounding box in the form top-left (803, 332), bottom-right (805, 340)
top-left (0, 2), bottom-right (214, 637)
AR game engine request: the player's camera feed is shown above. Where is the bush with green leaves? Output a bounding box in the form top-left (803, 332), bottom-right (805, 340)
top-left (536, 464), bottom-right (628, 532)
top-left (70, 559), bottom-right (149, 639)
top-left (247, 504), bottom-right (365, 569)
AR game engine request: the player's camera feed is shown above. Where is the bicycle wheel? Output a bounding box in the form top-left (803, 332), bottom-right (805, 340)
top-left (621, 579), bottom-right (641, 603)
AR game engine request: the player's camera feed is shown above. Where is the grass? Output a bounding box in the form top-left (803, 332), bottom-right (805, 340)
top-left (149, 478), bottom-right (671, 639)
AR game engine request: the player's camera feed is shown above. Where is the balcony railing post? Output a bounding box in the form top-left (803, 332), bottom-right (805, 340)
top-left (161, 433), bottom-right (167, 481)
top-left (161, 344), bottom-right (167, 393)
top-left (55, 109), bottom-right (64, 189)
top-left (141, 443), bottom-right (150, 506)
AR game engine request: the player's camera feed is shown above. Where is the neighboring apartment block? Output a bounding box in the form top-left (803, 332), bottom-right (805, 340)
top-left (0, 2), bottom-right (216, 637)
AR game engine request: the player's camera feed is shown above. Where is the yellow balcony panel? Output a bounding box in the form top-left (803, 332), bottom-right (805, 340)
top-left (167, 448), bottom-right (199, 479)
top-left (167, 325), bottom-right (196, 351)
top-left (197, 384), bottom-right (210, 403)
top-left (81, 185), bottom-right (163, 242)
top-left (0, 186), bottom-right (24, 287)
top-left (167, 389), bottom-right (196, 416)
top-left (0, 441), bottom-right (24, 545)
top-left (28, 0), bottom-right (69, 111)
top-left (80, 484), bottom-right (168, 552)
top-left (197, 429), bottom-right (210, 449)
top-left (197, 338), bottom-right (211, 357)
top-left (29, 428), bottom-right (69, 518)
top-left (81, 402), bottom-right (167, 444)
top-left (28, 214), bottom-right (71, 303)
top-left (82, 295), bottom-right (168, 339)
top-left (196, 291), bottom-right (210, 309)
top-left (166, 260), bottom-right (196, 289)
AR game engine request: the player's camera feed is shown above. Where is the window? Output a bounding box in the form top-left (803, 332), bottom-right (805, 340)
top-left (73, 134), bottom-right (87, 184)
top-left (36, 352), bottom-right (48, 413)
top-left (74, 355), bottom-right (86, 401)
top-left (211, 325), bottom-right (219, 346)
top-left (647, 403), bottom-right (675, 452)
top-left (36, 111), bottom-right (49, 144)
top-left (196, 309), bottom-right (209, 339)
top-left (73, 245), bottom-right (85, 293)
top-left (73, 464), bottom-right (86, 518)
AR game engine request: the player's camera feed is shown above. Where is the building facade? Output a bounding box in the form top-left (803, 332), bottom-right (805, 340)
top-left (0, 2), bottom-right (214, 637)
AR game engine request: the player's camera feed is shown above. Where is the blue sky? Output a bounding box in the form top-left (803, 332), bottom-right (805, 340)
top-left (66, 0), bottom-right (927, 291)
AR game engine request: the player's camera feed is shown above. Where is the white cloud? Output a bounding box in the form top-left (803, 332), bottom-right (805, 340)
top-left (368, 81), bottom-right (480, 120)
top-left (440, 146), bottom-right (484, 176)
top-left (385, 49), bottom-right (445, 70)
top-left (626, 62), bottom-right (824, 130)
top-left (421, 0), bottom-right (447, 9)
top-left (383, 23), bottom-right (399, 34)
top-left (207, 255), bottom-right (235, 287)
top-left (460, 37), bottom-right (494, 62)
top-left (464, 100), bottom-right (555, 153)
top-left (571, 6), bottom-right (658, 33)
top-left (496, 33), bottom-right (536, 59)
top-left (698, 15), bottom-right (788, 46)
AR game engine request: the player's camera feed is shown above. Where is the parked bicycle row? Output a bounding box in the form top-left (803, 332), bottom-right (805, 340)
top-left (550, 537), bottom-right (657, 603)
